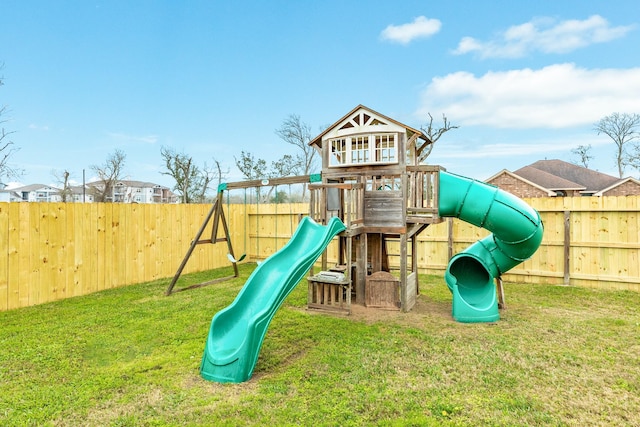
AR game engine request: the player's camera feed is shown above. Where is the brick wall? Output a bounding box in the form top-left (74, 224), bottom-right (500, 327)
top-left (603, 180), bottom-right (640, 196)
top-left (486, 173), bottom-right (551, 198)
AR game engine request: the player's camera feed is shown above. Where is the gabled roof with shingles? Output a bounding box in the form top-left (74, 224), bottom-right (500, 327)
top-left (514, 159), bottom-right (621, 194)
top-left (88, 180), bottom-right (169, 189)
top-left (114, 180), bottom-right (168, 188)
top-left (10, 183), bottom-right (61, 192)
top-left (513, 166), bottom-right (586, 191)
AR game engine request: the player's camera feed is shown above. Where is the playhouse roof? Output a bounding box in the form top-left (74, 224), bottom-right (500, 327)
top-left (309, 104), bottom-right (431, 149)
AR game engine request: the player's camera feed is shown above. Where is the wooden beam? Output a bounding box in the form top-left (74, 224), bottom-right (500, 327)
top-left (309, 182), bottom-right (363, 190)
top-left (223, 174), bottom-right (312, 190)
top-left (406, 165), bottom-right (444, 173)
top-left (406, 223), bottom-right (429, 239)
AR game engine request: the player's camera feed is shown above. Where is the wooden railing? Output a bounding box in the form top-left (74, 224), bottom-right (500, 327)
top-left (406, 165), bottom-right (443, 222)
top-left (309, 165), bottom-right (444, 228)
top-left (308, 181), bottom-right (363, 228)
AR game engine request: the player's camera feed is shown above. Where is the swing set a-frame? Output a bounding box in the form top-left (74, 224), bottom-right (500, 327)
top-left (165, 175), bottom-right (314, 295)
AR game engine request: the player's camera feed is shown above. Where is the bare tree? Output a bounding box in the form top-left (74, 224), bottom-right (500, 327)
top-left (161, 147), bottom-right (200, 203)
top-left (235, 150), bottom-right (267, 180)
top-left (203, 158), bottom-right (228, 199)
top-left (275, 114), bottom-right (317, 199)
top-left (571, 144), bottom-right (593, 168)
top-left (193, 160), bottom-right (229, 203)
top-left (0, 65), bottom-right (22, 182)
top-left (91, 149), bottom-right (126, 202)
top-left (235, 150), bottom-right (268, 202)
top-left (52, 169), bottom-right (73, 202)
top-left (594, 112), bottom-right (640, 178)
top-left (627, 145), bottom-right (640, 175)
top-left (264, 154), bottom-right (302, 201)
top-left (269, 154), bottom-right (301, 178)
top-left (160, 146), bottom-right (224, 204)
top-left (418, 113), bottom-right (459, 163)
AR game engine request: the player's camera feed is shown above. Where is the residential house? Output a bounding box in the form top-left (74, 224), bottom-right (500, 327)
top-left (12, 184), bottom-right (64, 202)
top-left (6, 181), bottom-right (176, 203)
top-left (486, 159), bottom-right (640, 197)
top-left (0, 188), bottom-right (22, 202)
top-left (89, 180), bottom-right (178, 203)
top-left (68, 185), bottom-right (95, 203)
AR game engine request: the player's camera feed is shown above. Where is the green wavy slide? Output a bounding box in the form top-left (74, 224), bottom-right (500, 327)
top-left (438, 170), bottom-right (544, 323)
top-left (200, 216), bottom-right (346, 383)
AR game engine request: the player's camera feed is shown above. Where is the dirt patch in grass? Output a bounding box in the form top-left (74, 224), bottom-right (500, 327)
top-left (299, 289), bottom-right (452, 327)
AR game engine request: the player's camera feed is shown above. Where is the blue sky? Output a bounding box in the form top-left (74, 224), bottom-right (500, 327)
top-left (2, 0), bottom-right (640, 189)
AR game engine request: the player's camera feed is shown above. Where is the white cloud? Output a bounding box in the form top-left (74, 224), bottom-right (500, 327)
top-left (416, 63), bottom-right (640, 128)
top-left (29, 123), bottom-right (50, 131)
top-left (380, 16), bottom-right (441, 44)
top-left (107, 132), bottom-right (158, 144)
top-left (453, 15), bottom-right (635, 58)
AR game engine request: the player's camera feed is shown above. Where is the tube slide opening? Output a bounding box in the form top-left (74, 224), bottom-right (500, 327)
top-left (448, 255), bottom-right (493, 307)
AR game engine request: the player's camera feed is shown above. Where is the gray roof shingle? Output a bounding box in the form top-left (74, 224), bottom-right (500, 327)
top-left (514, 159), bottom-right (621, 194)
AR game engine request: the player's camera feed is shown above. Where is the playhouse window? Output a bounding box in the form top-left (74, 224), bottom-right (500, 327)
top-left (328, 133), bottom-right (398, 166)
top-left (374, 134), bottom-right (396, 162)
top-left (330, 138), bottom-right (347, 166)
top-left (350, 136), bottom-right (370, 163)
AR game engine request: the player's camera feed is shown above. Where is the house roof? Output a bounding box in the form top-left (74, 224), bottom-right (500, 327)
top-left (309, 104), bottom-right (431, 149)
top-left (513, 166), bottom-right (586, 191)
top-left (88, 180), bottom-right (169, 189)
top-left (114, 180), bottom-right (167, 188)
top-left (513, 159), bottom-right (621, 194)
top-left (68, 185), bottom-right (92, 195)
top-left (11, 184), bottom-right (61, 192)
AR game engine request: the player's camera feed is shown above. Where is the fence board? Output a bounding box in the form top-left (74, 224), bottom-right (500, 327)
top-left (0, 204), bottom-right (8, 311)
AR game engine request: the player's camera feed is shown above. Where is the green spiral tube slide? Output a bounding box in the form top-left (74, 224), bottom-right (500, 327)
top-left (200, 216), bottom-right (346, 383)
top-left (438, 171), bottom-right (544, 323)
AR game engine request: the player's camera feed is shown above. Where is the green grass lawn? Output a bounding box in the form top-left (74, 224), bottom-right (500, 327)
top-left (1, 263), bottom-right (639, 426)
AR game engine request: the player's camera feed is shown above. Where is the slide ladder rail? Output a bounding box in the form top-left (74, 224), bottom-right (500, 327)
top-left (438, 171), bottom-right (544, 322)
top-left (200, 216), bottom-right (346, 383)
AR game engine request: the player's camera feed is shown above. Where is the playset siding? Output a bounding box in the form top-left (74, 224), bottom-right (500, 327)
top-left (1, 196), bottom-right (640, 311)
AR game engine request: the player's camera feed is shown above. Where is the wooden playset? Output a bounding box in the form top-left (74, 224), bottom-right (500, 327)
top-left (305, 104), bottom-right (445, 313)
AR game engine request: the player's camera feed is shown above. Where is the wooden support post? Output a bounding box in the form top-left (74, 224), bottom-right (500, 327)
top-left (399, 232), bottom-right (408, 311)
top-left (356, 233), bottom-right (367, 305)
top-left (411, 233), bottom-right (418, 295)
top-left (496, 276), bottom-right (506, 309)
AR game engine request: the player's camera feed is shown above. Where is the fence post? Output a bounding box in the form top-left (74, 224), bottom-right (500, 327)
top-left (564, 210), bottom-right (571, 286)
top-left (447, 218), bottom-right (454, 260)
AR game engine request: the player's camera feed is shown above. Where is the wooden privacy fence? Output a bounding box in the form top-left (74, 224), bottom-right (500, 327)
top-left (412, 196), bottom-right (640, 292)
top-left (1, 196), bottom-right (639, 311)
